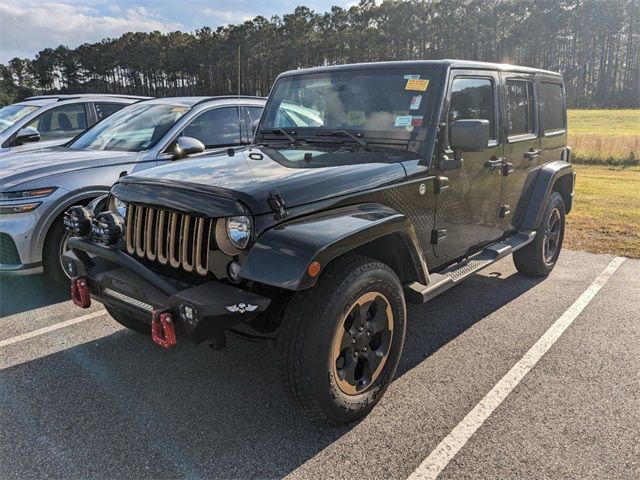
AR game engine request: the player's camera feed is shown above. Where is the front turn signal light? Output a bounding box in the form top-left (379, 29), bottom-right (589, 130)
top-left (0, 202), bottom-right (41, 215)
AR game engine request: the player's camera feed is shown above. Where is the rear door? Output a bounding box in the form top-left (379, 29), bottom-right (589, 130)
top-left (537, 76), bottom-right (567, 162)
top-left (500, 73), bottom-right (540, 229)
top-left (433, 70), bottom-right (504, 259)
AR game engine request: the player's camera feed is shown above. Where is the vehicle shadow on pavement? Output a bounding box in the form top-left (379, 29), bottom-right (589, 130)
top-left (0, 273), bottom-right (68, 317)
top-left (0, 271), bottom-right (543, 479)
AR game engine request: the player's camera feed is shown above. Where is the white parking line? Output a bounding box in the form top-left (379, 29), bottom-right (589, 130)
top-left (0, 310), bottom-right (107, 348)
top-left (407, 256), bottom-right (626, 480)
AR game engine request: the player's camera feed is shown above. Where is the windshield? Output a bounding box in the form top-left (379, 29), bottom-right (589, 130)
top-left (70, 103), bottom-right (189, 151)
top-left (259, 68), bottom-right (439, 140)
top-left (0, 104), bottom-right (39, 134)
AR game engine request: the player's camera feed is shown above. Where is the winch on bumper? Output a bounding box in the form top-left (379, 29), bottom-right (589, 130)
top-left (62, 237), bottom-right (271, 347)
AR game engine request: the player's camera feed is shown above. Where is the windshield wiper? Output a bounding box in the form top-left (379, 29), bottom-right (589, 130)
top-left (260, 128), bottom-right (298, 146)
top-left (317, 129), bottom-right (370, 150)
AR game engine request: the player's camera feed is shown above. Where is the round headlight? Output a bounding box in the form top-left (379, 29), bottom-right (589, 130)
top-left (108, 195), bottom-right (127, 218)
top-left (226, 216), bottom-right (251, 249)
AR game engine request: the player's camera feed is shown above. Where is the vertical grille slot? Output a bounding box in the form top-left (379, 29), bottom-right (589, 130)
top-left (123, 203), bottom-right (212, 276)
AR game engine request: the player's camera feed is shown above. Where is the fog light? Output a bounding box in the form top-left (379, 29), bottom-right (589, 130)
top-left (179, 304), bottom-right (198, 326)
top-left (64, 206), bottom-right (93, 237)
top-left (64, 258), bottom-right (77, 277)
top-left (227, 261), bottom-right (242, 283)
top-left (91, 211), bottom-right (125, 246)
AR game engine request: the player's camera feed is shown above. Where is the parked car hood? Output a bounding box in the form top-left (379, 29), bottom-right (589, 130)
top-left (0, 147), bottom-right (141, 191)
top-left (114, 145), bottom-right (414, 215)
top-left (0, 138), bottom-right (71, 156)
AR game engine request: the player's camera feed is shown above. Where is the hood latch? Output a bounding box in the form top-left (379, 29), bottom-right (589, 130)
top-left (267, 189), bottom-right (288, 220)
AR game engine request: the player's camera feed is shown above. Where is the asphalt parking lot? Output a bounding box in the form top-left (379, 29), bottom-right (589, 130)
top-left (1, 249), bottom-right (638, 479)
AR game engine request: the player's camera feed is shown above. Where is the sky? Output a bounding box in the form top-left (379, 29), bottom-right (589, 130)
top-left (0, 0), bottom-right (358, 63)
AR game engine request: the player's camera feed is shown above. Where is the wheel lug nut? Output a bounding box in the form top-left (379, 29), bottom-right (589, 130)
top-left (353, 351), bottom-right (359, 357)
top-left (351, 338), bottom-right (356, 344)
top-left (362, 347), bottom-right (367, 352)
top-left (358, 326), bottom-right (364, 332)
top-left (366, 331), bottom-right (371, 337)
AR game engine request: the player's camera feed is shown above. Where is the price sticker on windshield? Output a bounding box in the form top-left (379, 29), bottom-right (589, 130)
top-left (405, 79), bottom-right (429, 91)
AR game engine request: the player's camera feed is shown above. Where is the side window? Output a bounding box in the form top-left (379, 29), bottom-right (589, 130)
top-left (539, 82), bottom-right (565, 133)
top-left (95, 103), bottom-right (126, 121)
top-left (449, 77), bottom-right (496, 140)
top-left (505, 80), bottom-right (536, 137)
top-left (28, 103), bottom-right (88, 141)
top-left (182, 107), bottom-right (241, 148)
top-left (247, 106), bottom-right (264, 135)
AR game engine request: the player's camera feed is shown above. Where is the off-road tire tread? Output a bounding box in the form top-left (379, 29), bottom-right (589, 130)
top-left (514, 191), bottom-right (565, 277)
top-left (105, 305), bottom-right (151, 334)
top-left (279, 254), bottom-right (403, 423)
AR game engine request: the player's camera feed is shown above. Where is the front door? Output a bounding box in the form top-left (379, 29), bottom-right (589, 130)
top-left (433, 71), bottom-right (504, 259)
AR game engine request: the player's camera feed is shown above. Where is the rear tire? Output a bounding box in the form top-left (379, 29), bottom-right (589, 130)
top-left (105, 305), bottom-right (151, 334)
top-left (279, 254), bottom-right (406, 424)
top-left (514, 191), bottom-right (566, 277)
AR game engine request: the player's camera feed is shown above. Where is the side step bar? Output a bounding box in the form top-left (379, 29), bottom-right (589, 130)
top-left (404, 231), bottom-right (536, 304)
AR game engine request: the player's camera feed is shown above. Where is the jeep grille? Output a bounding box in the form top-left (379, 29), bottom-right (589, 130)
top-left (125, 204), bottom-right (213, 276)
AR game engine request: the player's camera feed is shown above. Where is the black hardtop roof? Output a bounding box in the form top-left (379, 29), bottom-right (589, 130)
top-left (278, 59), bottom-right (561, 78)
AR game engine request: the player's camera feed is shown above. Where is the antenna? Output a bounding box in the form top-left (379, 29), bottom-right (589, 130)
top-left (238, 44), bottom-right (241, 97)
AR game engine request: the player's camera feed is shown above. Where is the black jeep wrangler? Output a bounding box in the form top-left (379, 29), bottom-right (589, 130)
top-left (63, 60), bottom-right (574, 423)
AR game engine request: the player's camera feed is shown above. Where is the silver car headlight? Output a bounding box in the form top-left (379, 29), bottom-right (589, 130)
top-left (226, 216), bottom-right (252, 249)
top-left (107, 195), bottom-right (127, 218)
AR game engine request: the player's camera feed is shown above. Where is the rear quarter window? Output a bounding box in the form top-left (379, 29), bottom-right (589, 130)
top-left (95, 103), bottom-right (126, 121)
top-left (539, 82), bottom-right (565, 132)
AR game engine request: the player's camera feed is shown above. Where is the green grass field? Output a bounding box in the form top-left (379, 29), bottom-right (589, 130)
top-left (564, 109), bottom-right (639, 258)
top-left (568, 109), bottom-right (639, 166)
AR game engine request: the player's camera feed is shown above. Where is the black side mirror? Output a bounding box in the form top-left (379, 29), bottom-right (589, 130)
top-left (450, 119), bottom-right (490, 152)
top-left (174, 136), bottom-right (205, 159)
top-left (15, 127), bottom-right (40, 145)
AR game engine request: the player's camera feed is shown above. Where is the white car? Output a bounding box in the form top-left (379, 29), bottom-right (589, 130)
top-left (0, 94), bottom-right (148, 155)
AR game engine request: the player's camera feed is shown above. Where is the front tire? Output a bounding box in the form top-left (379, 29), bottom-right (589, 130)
top-left (279, 255), bottom-right (406, 424)
top-left (105, 305), bottom-right (151, 334)
top-left (43, 217), bottom-right (72, 285)
top-left (514, 191), bottom-right (566, 277)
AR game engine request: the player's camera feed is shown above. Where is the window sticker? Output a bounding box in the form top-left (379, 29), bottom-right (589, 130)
top-left (403, 74), bottom-right (421, 80)
top-left (411, 116), bottom-right (424, 127)
top-left (394, 115), bottom-right (413, 127)
top-left (410, 95), bottom-right (422, 110)
top-left (405, 79), bottom-right (429, 91)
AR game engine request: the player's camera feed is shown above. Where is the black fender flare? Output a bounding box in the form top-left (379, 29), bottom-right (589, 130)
top-left (519, 161), bottom-right (575, 230)
top-left (241, 203), bottom-right (429, 291)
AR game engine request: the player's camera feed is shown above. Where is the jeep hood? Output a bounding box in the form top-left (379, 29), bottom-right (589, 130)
top-left (0, 147), bottom-right (141, 191)
top-left (114, 146), bottom-right (414, 215)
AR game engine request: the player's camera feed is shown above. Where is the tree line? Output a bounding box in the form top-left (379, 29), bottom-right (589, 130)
top-left (1, 0), bottom-right (639, 108)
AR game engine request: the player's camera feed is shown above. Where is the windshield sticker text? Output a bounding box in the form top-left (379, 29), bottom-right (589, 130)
top-left (394, 115), bottom-right (413, 127)
top-left (403, 74), bottom-right (421, 80)
top-left (410, 95), bottom-right (422, 110)
top-left (405, 79), bottom-right (429, 91)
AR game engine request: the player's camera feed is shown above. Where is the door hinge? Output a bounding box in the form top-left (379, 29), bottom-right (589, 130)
top-left (267, 190), bottom-right (288, 220)
top-left (499, 205), bottom-right (511, 218)
top-left (434, 176), bottom-right (449, 194)
top-left (431, 229), bottom-right (447, 244)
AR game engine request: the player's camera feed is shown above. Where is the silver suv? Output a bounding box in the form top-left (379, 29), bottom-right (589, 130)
top-left (0, 96), bottom-right (265, 282)
top-left (0, 94), bottom-right (148, 155)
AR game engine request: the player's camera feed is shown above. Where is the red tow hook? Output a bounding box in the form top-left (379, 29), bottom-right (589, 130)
top-left (71, 277), bottom-right (91, 308)
top-left (151, 310), bottom-right (177, 349)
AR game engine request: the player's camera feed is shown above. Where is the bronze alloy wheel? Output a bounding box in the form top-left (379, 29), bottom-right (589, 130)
top-left (543, 207), bottom-right (562, 264)
top-left (331, 291), bottom-right (394, 395)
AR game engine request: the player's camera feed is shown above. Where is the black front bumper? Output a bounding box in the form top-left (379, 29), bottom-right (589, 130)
top-left (63, 238), bottom-right (271, 344)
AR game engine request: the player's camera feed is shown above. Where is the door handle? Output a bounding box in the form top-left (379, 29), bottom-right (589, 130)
top-left (524, 149), bottom-right (542, 160)
top-left (485, 156), bottom-right (504, 171)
